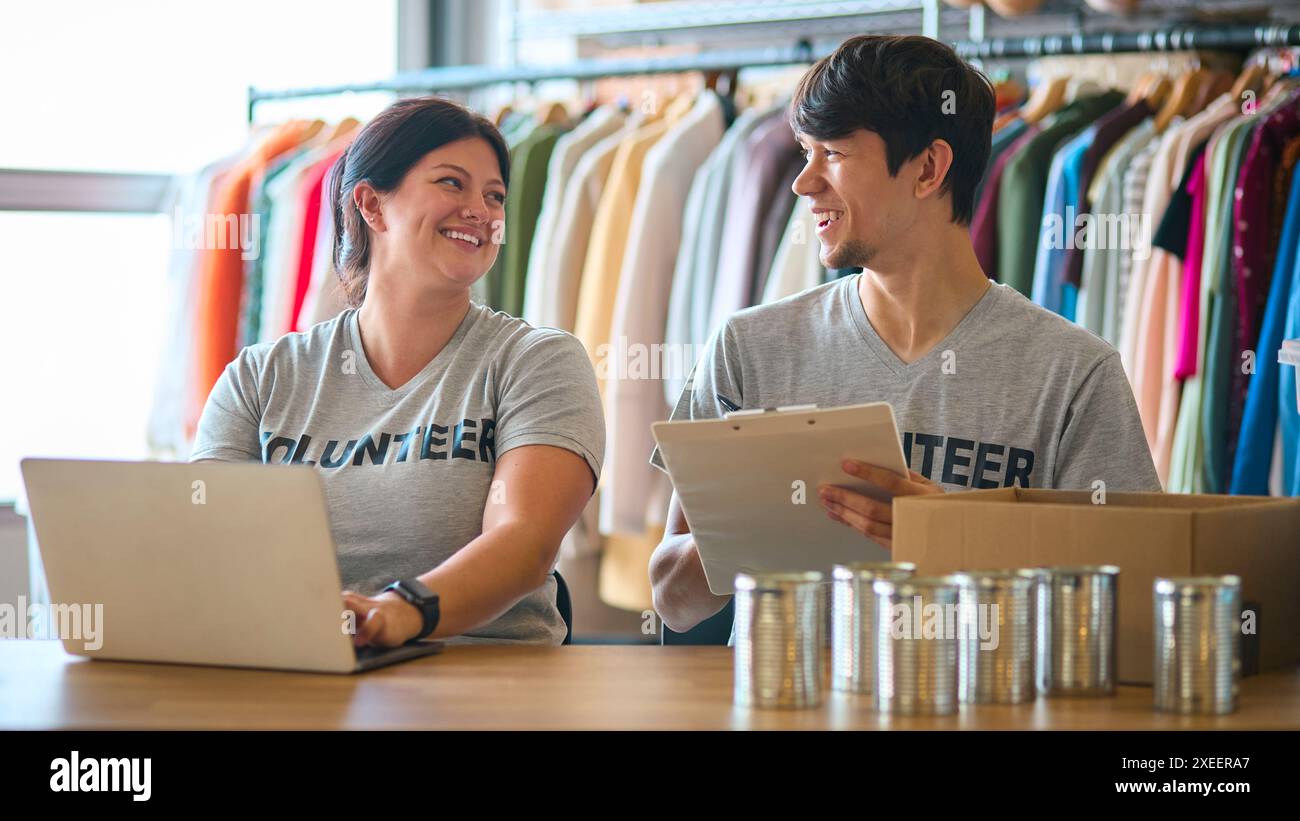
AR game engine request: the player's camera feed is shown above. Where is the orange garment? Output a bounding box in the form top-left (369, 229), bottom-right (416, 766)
top-left (993, 109), bottom-right (1022, 133)
top-left (187, 122), bottom-right (308, 438)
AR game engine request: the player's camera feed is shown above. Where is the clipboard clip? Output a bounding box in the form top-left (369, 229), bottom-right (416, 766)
top-left (724, 403), bottom-right (819, 419)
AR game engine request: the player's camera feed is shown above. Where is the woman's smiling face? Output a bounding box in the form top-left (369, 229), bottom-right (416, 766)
top-left (366, 135), bottom-right (507, 292)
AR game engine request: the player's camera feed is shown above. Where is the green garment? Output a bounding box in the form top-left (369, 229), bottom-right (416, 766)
top-left (1198, 117), bottom-right (1257, 492)
top-left (499, 124), bottom-right (564, 317)
top-left (243, 150), bottom-right (305, 343)
top-left (1169, 117), bottom-right (1254, 492)
top-left (997, 91), bottom-right (1125, 296)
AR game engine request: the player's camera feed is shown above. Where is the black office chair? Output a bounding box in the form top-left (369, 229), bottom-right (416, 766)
top-left (552, 570), bottom-right (573, 645)
top-left (660, 599), bottom-right (734, 645)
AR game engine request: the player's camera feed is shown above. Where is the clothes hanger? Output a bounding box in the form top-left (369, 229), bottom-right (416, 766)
top-left (298, 119), bottom-right (327, 144)
top-left (324, 117), bottom-right (360, 144)
top-left (1019, 74), bottom-right (1069, 124)
top-left (1188, 69), bottom-right (1230, 114)
top-left (535, 100), bottom-right (569, 125)
top-left (1230, 60), bottom-right (1268, 104)
top-left (1143, 74), bottom-right (1172, 110)
top-left (1154, 66), bottom-right (1207, 132)
top-left (1125, 71), bottom-right (1156, 106)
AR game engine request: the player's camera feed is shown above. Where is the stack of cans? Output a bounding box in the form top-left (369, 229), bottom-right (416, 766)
top-left (733, 571), bottom-right (824, 708)
top-left (1153, 576), bottom-right (1241, 715)
top-left (872, 576), bottom-right (963, 716)
top-left (1043, 565), bottom-right (1119, 696)
top-left (953, 571), bottom-right (1037, 704)
top-left (830, 562), bottom-right (916, 693)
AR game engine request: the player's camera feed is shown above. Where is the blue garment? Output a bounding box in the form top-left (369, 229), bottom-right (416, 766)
top-left (1231, 168), bottom-right (1300, 494)
top-left (1030, 128), bottom-right (1094, 319)
top-left (1283, 229), bottom-right (1300, 495)
top-left (976, 118), bottom-right (1029, 206)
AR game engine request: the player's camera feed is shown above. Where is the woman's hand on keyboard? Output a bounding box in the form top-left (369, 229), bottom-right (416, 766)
top-left (341, 590), bottom-right (422, 648)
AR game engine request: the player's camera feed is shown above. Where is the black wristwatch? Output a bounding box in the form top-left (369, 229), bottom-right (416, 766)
top-left (383, 578), bottom-right (440, 641)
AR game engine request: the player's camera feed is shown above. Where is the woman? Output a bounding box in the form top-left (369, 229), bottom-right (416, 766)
top-left (191, 97), bottom-right (604, 647)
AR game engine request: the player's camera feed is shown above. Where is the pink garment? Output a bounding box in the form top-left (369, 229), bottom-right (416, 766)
top-left (1173, 155), bottom-right (1209, 379)
top-left (289, 149), bottom-right (343, 333)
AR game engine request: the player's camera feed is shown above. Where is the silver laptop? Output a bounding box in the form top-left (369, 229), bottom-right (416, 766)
top-left (19, 458), bottom-right (443, 674)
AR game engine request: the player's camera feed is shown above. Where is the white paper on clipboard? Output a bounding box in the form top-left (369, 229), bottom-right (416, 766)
top-left (651, 402), bottom-right (909, 595)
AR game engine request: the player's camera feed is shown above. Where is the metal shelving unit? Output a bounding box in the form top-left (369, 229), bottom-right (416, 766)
top-left (248, 19), bottom-right (1300, 121)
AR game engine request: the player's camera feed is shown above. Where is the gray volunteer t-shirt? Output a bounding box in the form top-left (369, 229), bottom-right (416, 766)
top-left (651, 275), bottom-right (1160, 493)
top-left (191, 302), bottom-right (604, 645)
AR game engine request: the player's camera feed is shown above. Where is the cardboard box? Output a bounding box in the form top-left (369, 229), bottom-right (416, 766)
top-left (893, 488), bottom-right (1300, 684)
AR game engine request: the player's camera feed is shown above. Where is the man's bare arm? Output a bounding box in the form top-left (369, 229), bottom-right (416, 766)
top-left (648, 491), bottom-right (732, 633)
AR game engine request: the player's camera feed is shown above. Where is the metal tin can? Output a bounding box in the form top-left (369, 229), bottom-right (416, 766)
top-left (954, 571), bottom-right (1036, 704)
top-left (734, 571), bottom-right (824, 708)
top-left (872, 575), bottom-right (963, 715)
top-left (1154, 575), bottom-right (1241, 715)
top-left (830, 562), bottom-right (916, 693)
top-left (1044, 565), bottom-right (1119, 696)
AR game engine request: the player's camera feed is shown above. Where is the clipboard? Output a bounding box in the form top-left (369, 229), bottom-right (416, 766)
top-left (651, 402), bottom-right (908, 595)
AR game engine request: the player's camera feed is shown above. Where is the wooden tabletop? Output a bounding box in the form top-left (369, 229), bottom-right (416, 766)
top-left (3, 640), bottom-right (1296, 730)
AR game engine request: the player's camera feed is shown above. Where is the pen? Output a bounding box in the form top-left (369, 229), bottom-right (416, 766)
top-left (716, 394), bottom-right (740, 412)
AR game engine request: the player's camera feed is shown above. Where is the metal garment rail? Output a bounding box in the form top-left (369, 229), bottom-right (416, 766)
top-left (247, 23), bottom-right (1300, 121)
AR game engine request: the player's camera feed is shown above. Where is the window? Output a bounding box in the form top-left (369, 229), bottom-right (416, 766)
top-left (1, 1), bottom-right (399, 174)
top-left (0, 1), bottom-right (399, 503)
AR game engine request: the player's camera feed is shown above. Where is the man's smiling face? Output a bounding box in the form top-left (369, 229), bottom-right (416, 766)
top-left (792, 128), bottom-right (918, 271)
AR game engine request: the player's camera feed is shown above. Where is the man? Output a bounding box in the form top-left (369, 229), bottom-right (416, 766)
top-left (648, 34), bottom-right (1161, 635)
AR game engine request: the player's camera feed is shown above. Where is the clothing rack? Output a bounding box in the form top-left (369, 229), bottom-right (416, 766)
top-left (247, 23), bottom-right (1300, 122)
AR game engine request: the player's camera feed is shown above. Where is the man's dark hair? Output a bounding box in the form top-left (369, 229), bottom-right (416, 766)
top-left (790, 34), bottom-right (995, 225)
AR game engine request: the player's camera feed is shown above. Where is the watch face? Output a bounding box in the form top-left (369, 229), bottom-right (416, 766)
top-left (403, 578), bottom-right (435, 601)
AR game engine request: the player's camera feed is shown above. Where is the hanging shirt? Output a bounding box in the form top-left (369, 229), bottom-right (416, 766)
top-left (1232, 164), bottom-right (1300, 494)
top-left (973, 117), bottom-right (1028, 208)
top-left (762, 202), bottom-right (826, 305)
top-left (972, 124), bottom-right (1040, 279)
top-left (997, 92), bottom-right (1125, 297)
top-left (650, 275), bottom-right (1161, 495)
top-left (1030, 126), bottom-right (1094, 317)
top-left (1226, 90), bottom-right (1300, 475)
top-left (499, 124), bottom-right (566, 317)
top-left (602, 92), bottom-right (725, 535)
top-left (1174, 157), bottom-right (1211, 379)
top-left (190, 122), bottom-right (309, 439)
top-left (522, 106), bottom-right (627, 329)
top-left (190, 304), bottom-right (605, 644)
top-left (1078, 118), bottom-right (1157, 344)
top-left (706, 113), bottom-right (802, 339)
top-left (664, 103), bottom-right (790, 406)
top-left (1280, 224), bottom-right (1300, 496)
top-left (1139, 96), bottom-right (1242, 485)
top-left (1168, 115), bottom-right (1255, 493)
top-left (1063, 98), bottom-right (1155, 289)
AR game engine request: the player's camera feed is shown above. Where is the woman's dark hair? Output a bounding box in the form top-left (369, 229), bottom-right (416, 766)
top-left (327, 96), bottom-right (510, 307)
top-left (789, 34), bottom-right (995, 225)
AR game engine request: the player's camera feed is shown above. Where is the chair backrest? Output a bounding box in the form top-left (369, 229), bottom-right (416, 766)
top-left (660, 599), bottom-right (734, 645)
top-left (552, 570), bottom-right (573, 645)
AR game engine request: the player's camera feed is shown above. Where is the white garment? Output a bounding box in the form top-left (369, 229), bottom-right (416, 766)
top-left (522, 106), bottom-right (626, 329)
top-left (663, 104), bottom-right (782, 405)
top-left (305, 158), bottom-right (350, 326)
top-left (528, 114), bottom-right (644, 333)
top-left (761, 204), bottom-right (825, 304)
top-left (147, 156), bottom-right (238, 458)
top-left (1077, 118), bottom-right (1155, 343)
top-left (602, 92), bottom-right (725, 535)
